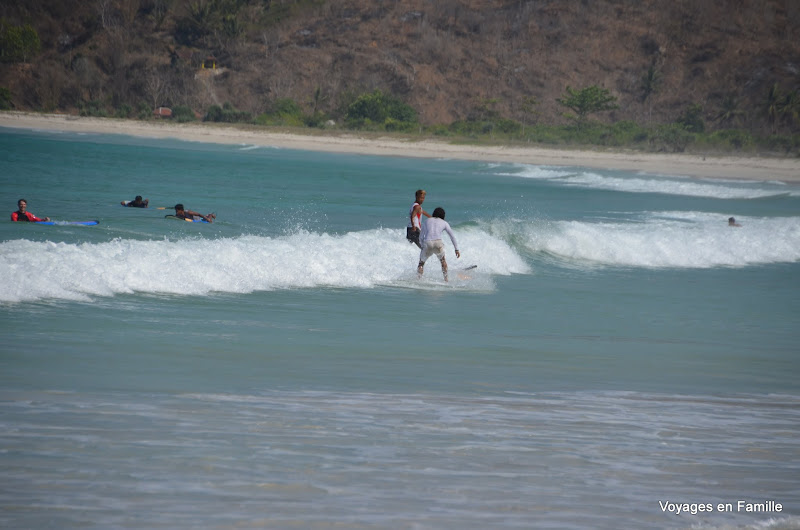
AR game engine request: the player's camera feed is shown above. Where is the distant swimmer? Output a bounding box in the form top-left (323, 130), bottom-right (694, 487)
top-left (728, 217), bottom-right (742, 227)
top-left (122, 196), bottom-right (149, 208)
top-left (406, 189), bottom-right (431, 248)
top-left (173, 204), bottom-right (216, 223)
top-left (417, 207), bottom-right (460, 282)
top-left (11, 198), bottom-right (50, 222)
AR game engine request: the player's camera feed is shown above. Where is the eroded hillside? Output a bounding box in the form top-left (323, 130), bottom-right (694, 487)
top-left (1, 0), bottom-right (798, 133)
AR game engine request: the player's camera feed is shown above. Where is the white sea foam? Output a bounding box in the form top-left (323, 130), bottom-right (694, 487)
top-left (563, 173), bottom-right (794, 199)
top-left (0, 227), bottom-right (529, 303)
top-left (497, 164), bottom-right (797, 199)
top-left (515, 214), bottom-right (800, 268)
top-left (3, 214), bottom-right (796, 303)
top-left (3, 388), bottom-right (796, 529)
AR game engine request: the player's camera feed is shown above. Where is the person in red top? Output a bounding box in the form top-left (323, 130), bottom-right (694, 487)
top-left (406, 189), bottom-right (431, 248)
top-left (11, 199), bottom-right (50, 222)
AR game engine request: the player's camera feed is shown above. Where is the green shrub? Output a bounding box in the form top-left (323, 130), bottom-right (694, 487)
top-left (608, 121), bottom-right (647, 145)
top-left (564, 121), bottom-right (605, 144)
top-left (254, 97), bottom-right (308, 126)
top-left (345, 90), bottom-right (417, 129)
top-left (303, 111), bottom-right (329, 128)
top-left (384, 116), bottom-right (417, 132)
top-left (706, 129), bottom-right (753, 150)
top-left (523, 124), bottom-right (568, 145)
top-left (136, 101), bottom-right (151, 120)
top-left (0, 21), bottom-right (41, 63)
top-left (254, 113), bottom-right (305, 127)
top-left (650, 123), bottom-right (695, 152)
top-left (495, 118), bottom-right (522, 135)
top-left (428, 124), bottom-right (451, 136)
top-left (0, 86), bottom-right (12, 109)
top-left (78, 100), bottom-right (108, 117)
top-left (556, 85), bottom-right (618, 123)
top-left (205, 102), bottom-right (251, 123)
top-left (677, 103), bottom-right (705, 133)
top-left (172, 105), bottom-right (196, 122)
top-left (114, 104), bottom-right (132, 119)
top-left (758, 134), bottom-right (800, 154)
top-left (448, 120), bottom-right (487, 136)
top-left (272, 98), bottom-right (302, 116)
top-left (206, 105), bottom-right (223, 122)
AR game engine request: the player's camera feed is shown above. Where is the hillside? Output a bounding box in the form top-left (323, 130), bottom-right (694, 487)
top-left (1, 0), bottom-right (799, 136)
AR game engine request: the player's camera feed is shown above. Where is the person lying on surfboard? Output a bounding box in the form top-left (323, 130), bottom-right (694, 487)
top-left (11, 199), bottom-right (50, 222)
top-left (121, 195), bottom-right (149, 207)
top-left (417, 207), bottom-right (460, 282)
top-left (173, 204), bottom-right (216, 223)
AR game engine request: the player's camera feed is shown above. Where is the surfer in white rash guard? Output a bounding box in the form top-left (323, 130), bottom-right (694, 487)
top-left (406, 189), bottom-right (431, 248)
top-left (417, 207), bottom-right (460, 281)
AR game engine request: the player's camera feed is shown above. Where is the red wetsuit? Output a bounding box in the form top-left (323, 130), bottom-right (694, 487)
top-left (11, 211), bottom-right (45, 222)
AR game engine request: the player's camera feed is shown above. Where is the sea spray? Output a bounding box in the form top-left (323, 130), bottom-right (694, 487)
top-left (494, 163), bottom-right (797, 199)
top-left (511, 214), bottom-right (800, 268)
top-left (0, 227), bottom-right (528, 303)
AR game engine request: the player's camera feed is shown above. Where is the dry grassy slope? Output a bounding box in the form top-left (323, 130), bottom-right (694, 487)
top-left (260, 0), bottom-right (800, 128)
top-left (2, 0), bottom-right (799, 131)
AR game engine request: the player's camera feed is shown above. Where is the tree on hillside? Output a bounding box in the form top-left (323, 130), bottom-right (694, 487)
top-left (764, 83), bottom-right (782, 134)
top-left (779, 89), bottom-right (799, 132)
top-left (557, 85), bottom-right (618, 125)
top-left (762, 84), bottom-right (800, 133)
top-left (677, 103), bottom-right (705, 133)
top-left (640, 65), bottom-right (661, 122)
top-left (518, 95), bottom-right (539, 135)
top-left (309, 85), bottom-right (329, 116)
top-left (0, 86), bottom-right (13, 110)
top-left (474, 97), bottom-right (501, 121)
top-left (145, 67), bottom-right (169, 110)
top-left (174, 0), bottom-right (219, 47)
top-left (473, 97), bottom-right (501, 137)
top-left (0, 20), bottom-right (41, 63)
top-left (714, 93), bottom-right (743, 127)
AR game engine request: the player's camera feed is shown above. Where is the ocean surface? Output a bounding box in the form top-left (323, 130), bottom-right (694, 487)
top-left (1, 126), bottom-right (799, 529)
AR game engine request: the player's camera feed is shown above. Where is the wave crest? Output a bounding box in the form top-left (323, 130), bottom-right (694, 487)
top-left (0, 228), bottom-right (528, 303)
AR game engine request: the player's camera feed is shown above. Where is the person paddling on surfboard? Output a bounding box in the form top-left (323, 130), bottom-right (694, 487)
top-left (173, 204), bottom-right (215, 223)
top-left (406, 189), bottom-right (431, 249)
top-left (11, 199), bottom-right (50, 222)
top-left (121, 195), bottom-right (149, 208)
top-left (417, 207), bottom-right (460, 282)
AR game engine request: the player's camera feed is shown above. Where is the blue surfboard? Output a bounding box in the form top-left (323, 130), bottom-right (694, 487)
top-left (36, 220), bottom-right (100, 226)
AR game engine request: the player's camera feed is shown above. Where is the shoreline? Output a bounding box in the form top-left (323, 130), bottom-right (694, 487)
top-left (2, 111), bottom-right (799, 182)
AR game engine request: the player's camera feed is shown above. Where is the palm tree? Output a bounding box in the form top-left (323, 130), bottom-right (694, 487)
top-left (764, 83), bottom-right (782, 134)
top-left (640, 64), bottom-right (661, 122)
top-left (518, 95), bottom-right (538, 136)
top-left (715, 93), bottom-right (743, 127)
top-left (779, 89), bottom-right (799, 131)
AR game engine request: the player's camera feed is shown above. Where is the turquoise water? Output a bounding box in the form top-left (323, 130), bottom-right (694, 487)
top-left (1, 127), bottom-right (799, 529)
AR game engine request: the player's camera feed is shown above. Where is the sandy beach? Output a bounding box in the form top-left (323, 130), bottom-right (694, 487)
top-left (2, 111), bottom-right (798, 182)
